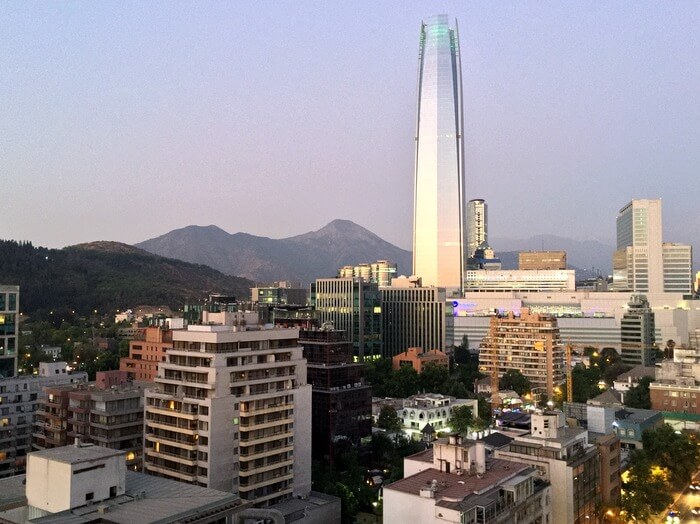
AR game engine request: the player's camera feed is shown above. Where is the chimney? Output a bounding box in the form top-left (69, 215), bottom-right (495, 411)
top-left (475, 441), bottom-right (486, 475)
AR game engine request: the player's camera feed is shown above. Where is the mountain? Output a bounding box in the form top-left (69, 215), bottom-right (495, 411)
top-left (491, 235), bottom-right (614, 276)
top-left (135, 220), bottom-right (413, 283)
top-left (0, 240), bottom-right (253, 316)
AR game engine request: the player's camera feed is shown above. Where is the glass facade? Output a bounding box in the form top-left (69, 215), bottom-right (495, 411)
top-left (413, 15), bottom-right (465, 293)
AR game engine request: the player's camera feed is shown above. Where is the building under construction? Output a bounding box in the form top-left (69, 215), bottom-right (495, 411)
top-left (479, 309), bottom-right (565, 398)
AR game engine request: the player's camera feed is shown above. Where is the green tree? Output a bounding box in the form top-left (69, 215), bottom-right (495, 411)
top-left (625, 376), bottom-right (652, 409)
top-left (641, 424), bottom-right (700, 488)
top-left (499, 369), bottom-right (531, 395)
top-left (571, 364), bottom-right (602, 402)
top-left (454, 335), bottom-right (470, 365)
top-left (420, 362), bottom-right (451, 394)
top-left (384, 365), bottom-right (420, 398)
top-left (621, 450), bottom-right (673, 523)
top-left (448, 404), bottom-right (474, 436)
top-left (364, 358), bottom-right (393, 398)
top-left (377, 405), bottom-right (402, 432)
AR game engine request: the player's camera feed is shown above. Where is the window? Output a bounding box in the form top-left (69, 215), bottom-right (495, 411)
top-left (109, 486), bottom-right (117, 497)
top-left (85, 492), bottom-right (94, 501)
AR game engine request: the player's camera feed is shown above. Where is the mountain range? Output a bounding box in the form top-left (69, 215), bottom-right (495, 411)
top-left (136, 220), bottom-right (413, 283)
top-left (136, 221), bottom-right (614, 283)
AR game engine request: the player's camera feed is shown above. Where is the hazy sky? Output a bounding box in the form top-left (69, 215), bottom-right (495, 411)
top-left (2, 2), bottom-right (698, 253)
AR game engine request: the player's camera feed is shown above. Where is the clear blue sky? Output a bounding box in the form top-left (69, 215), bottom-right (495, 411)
top-left (1, 1), bottom-right (698, 254)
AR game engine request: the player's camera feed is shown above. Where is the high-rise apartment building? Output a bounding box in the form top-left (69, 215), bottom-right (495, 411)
top-left (613, 199), bottom-right (692, 294)
top-left (0, 285), bottom-right (19, 378)
top-left (338, 260), bottom-right (397, 288)
top-left (620, 295), bottom-right (657, 366)
top-left (380, 276), bottom-right (445, 358)
top-left (143, 324), bottom-right (312, 506)
top-left (119, 326), bottom-right (173, 382)
top-left (479, 309), bottom-right (565, 398)
top-left (250, 281), bottom-right (307, 306)
top-left (466, 199), bottom-right (487, 260)
top-left (518, 251), bottom-right (567, 270)
top-left (311, 278), bottom-right (381, 359)
top-left (413, 15), bottom-right (465, 293)
top-left (299, 328), bottom-right (372, 463)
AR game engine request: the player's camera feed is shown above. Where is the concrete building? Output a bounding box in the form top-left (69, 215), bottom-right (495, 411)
top-left (311, 277), bottom-right (381, 359)
top-left (493, 411), bottom-right (600, 523)
top-left (464, 269), bottom-right (575, 292)
top-left (338, 260), bottom-right (398, 288)
top-left (32, 372), bottom-right (146, 471)
top-left (250, 281), bottom-right (307, 306)
top-left (396, 394), bottom-right (478, 439)
top-left (412, 15), bottom-right (465, 294)
top-left (478, 310), bottom-right (565, 398)
top-left (391, 348), bottom-right (448, 373)
top-left (380, 276), bottom-right (445, 358)
top-left (384, 435), bottom-right (551, 524)
top-left (663, 243), bottom-right (693, 294)
top-left (119, 326), bottom-right (173, 382)
top-left (300, 328), bottom-right (371, 463)
top-left (466, 199), bottom-right (487, 260)
top-left (0, 362), bottom-right (87, 479)
top-left (449, 291), bottom-right (700, 350)
top-left (0, 443), bottom-right (247, 523)
top-left (0, 285), bottom-right (19, 378)
top-left (143, 324), bottom-right (312, 506)
top-left (612, 365), bottom-right (656, 401)
top-left (620, 295), bottom-right (656, 366)
top-left (650, 359), bottom-right (700, 430)
top-left (518, 251), bottom-right (567, 271)
top-left (466, 243), bottom-right (502, 271)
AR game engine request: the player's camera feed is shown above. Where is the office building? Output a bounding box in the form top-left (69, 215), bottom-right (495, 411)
top-left (143, 324), bottom-right (312, 506)
top-left (0, 285), bottom-right (19, 378)
top-left (518, 251), bottom-right (567, 270)
top-left (311, 278), bottom-right (381, 359)
top-left (663, 243), bottom-right (693, 294)
top-left (466, 199), bottom-right (487, 259)
top-left (620, 295), bottom-right (656, 366)
top-left (0, 443), bottom-right (247, 523)
top-left (384, 435), bottom-right (551, 524)
top-left (0, 362), bottom-right (87, 479)
top-left (300, 328), bottom-right (372, 462)
top-left (250, 281), bottom-right (307, 306)
top-left (413, 15), bottom-right (465, 293)
top-left (494, 411), bottom-right (600, 523)
top-left (32, 371), bottom-right (145, 471)
top-left (119, 326), bottom-right (173, 382)
top-left (381, 276), bottom-right (445, 357)
top-left (478, 309), bottom-right (565, 398)
top-left (338, 260), bottom-right (397, 287)
top-left (464, 269), bottom-right (575, 292)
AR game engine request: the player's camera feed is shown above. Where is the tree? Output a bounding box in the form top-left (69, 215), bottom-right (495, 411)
top-left (448, 405), bottom-right (474, 436)
top-left (571, 364), bottom-right (602, 402)
top-left (499, 369), bottom-right (531, 395)
top-left (420, 362), bottom-right (450, 394)
top-left (454, 335), bottom-right (470, 365)
top-left (641, 424), bottom-right (700, 488)
top-left (625, 376), bottom-right (652, 409)
top-left (383, 365), bottom-right (420, 398)
top-left (377, 405), bottom-right (402, 432)
top-left (621, 450), bottom-right (673, 523)
top-left (364, 358), bottom-right (393, 398)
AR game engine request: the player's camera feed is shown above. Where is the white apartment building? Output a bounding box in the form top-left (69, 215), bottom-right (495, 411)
top-left (0, 285), bottom-right (19, 378)
top-left (663, 243), bottom-right (693, 294)
top-left (397, 394), bottom-right (478, 439)
top-left (464, 269), bottom-right (575, 292)
top-left (143, 324), bottom-right (311, 507)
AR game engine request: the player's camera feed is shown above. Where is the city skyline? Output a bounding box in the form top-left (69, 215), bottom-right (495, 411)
top-left (2, 2), bottom-right (698, 256)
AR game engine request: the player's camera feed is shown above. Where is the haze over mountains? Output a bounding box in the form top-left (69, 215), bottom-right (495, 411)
top-left (136, 220), bottom-right (614, 283)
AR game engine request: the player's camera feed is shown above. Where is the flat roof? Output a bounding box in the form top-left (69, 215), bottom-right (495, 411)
top-left (30, 444), bottom-right (124, 465)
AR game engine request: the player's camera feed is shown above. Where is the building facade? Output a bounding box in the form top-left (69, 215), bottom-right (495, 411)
top-left (620, 295), bottom-right (656, 366)
top-left (143, 324), bottom-right (312, 506)
top-left (338, 260), bottom-right (397, 288)
top-left (299, 329), bottom-right (371, 463)
top-left (311, 278), bottom-right (381, 359)
top-left (479, 310), bottom-right (565, 398)
top-left (518, 251), bottom-right (567, 271)
top-left (466, 199), bottom-right (487, 260)
top-left (396, 394), bottom-right (478, 439)
top-left (662, 243), bottom-right (693, 294)
top-left (250, 281), bottom-right (307, 306)
top-left (413, 15), bottom-right (465, 293)
top-left (0, 285), bottom-right (19, 378)
top-left (392, 348), bottom-right (448, 373)
top-left (119, 326), bottom-right (173, 382)
top-left (464, 269), bottom-right (575, 292)
top-left (381, 276), bottom-right (445, 358)
top-left (0, 362), bottom-right (87, 479)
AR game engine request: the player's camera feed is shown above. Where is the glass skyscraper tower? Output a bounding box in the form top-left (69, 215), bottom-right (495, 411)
top-left (412, 15), bottom-right (465, 293)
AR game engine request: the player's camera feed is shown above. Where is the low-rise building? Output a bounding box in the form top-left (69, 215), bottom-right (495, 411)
top-left (384, 435), bottom-right (551, 524)
top-left (612, 365), bottom-right (656, 402)
top-left (391, 347), bottom-right (448, 373)
top-left (650, 359), bottom-right (700, 431)
top-left (397, 394), bottom-right (478, 439)
top-left (119, 326), bottom-right (173, 382)
top-left (464, 269), bottom-right (575, 292)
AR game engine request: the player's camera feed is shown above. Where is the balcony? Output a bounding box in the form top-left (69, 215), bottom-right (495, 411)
top-left (240, 403), bottom-right (293, 417)
top-left (239, 444), bottom-right (293, 462)
top-left (239, 458), bottom-right (293, 477)
top-left (145, 462), bottom-right (197, 483)
top-left (146, 419), bottom-right (198, 435)
top-left (146, 406), bottom-right (198, 421)
top-left (239, 416), bottom-right (293, 431)
top-left (145, 448), bottom-right (197, 466)
top-left (145, 433), bottom-right (198, 450)
top-left (239, 472), bottom-right (293, 492)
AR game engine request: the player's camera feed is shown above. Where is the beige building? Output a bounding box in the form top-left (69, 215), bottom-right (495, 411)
top-left (143, 324), bottom-right (312, 507)
top-left (478, 309), bottom-right (565, 398)
top-left (518, 251), bottom-right (567, 270)
top-left (338, 260), bottom-right (397, 287)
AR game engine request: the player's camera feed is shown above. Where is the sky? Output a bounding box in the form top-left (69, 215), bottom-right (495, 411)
top-left (1, 1), bottom-right (698, 254)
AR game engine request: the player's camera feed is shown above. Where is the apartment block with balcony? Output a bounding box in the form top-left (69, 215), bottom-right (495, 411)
top-left (119, 326), bottom-right (173, 382)
top-left (143, 324), bottom-right (312, 507)
top-left (0, 285), bottom-right (19, 378)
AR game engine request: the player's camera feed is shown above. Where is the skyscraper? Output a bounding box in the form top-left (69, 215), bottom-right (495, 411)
top-left (413, 15), bottom-right (465, 293)
top-left (620, 295), bottom-right (656, 366)
top-left (466, 199), bottom-right (487, 259)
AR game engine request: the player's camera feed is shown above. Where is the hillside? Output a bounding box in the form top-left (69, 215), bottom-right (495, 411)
top-left (135, 220), bottom-right (413, 283)
top-left (0, 240), bottom-right (253, 316)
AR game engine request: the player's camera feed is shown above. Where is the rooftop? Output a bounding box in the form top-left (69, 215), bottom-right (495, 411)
top-left (30, 444), bottom-right (123, 465)
top-left (480, 432), bottom-right (514, 449)
top-left (384, 460), bottom-right (530, 500)
top-left (615, 366), bottom-right (656, 382)
top-left (614, 407), bottom-right (662, 424)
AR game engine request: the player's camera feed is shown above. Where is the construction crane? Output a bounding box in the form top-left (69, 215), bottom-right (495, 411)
top-left (565, 344), bottom-right (573, 403)
top-left (490, 345), bottom-right (501, 411)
